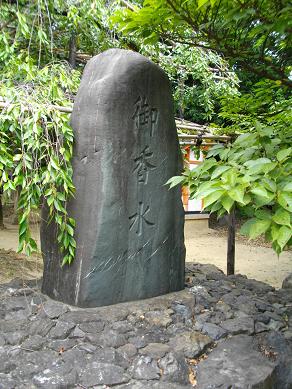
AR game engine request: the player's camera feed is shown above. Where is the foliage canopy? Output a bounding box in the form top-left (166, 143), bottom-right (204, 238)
top-left (113, 0), bottom-right (292, 253)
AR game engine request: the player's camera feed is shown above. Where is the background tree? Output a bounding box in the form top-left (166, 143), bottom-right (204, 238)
top-left (113, 0), bottom-right (292, 268)
top-left (0, 0), bottom-right (120, 262)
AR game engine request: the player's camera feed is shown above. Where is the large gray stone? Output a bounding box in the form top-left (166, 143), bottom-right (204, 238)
top-left (41, 48), bottom-right (185, 307)
top-left (196, 335), bottom-right (277, 388)
top-left (79, 361), bottom-right (130, 386)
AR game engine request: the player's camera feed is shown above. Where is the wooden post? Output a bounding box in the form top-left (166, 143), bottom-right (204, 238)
top-left (227, 208), bottom-right (236, 275)
top-left (68, 32), bottom-right (77, 69)
top-left (0, 194), bottom-right (4, 229)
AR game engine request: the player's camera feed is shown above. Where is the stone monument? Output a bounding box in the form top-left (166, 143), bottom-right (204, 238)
top-left (41, 48), bottom-right (185, 307)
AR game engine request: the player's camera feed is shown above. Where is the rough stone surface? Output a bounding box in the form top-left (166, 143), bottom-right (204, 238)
top-left (196, 335), bottom-right (277, 388)
top-left (282, 273), bottom-right (292, 289)
top-left (0, 262), bottom-right (291, 388)
top-left (168, 331), bottom-right (213, 358)
top-left (159, 352), bottom-right (189, 384)
top-left (79, 362), bottom-right (130, 386)
top-left (41, 48), bottom-right (185, 307)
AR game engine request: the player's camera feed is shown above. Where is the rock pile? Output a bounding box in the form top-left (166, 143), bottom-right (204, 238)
top-left (0, 263), bottom-right (291, 388)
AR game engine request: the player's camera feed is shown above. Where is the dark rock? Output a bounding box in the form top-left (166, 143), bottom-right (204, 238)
top-left (255, 313), bottom-right (271, 324)
top-left (93, 347), bottom-right (130, 369)
top-left (48, 320), bottom-right (75, 339)
top-left (11, 350), bottom-right (59, 380)
top-left (79, 362), bottom-right (130, 386)
top-left (193, 312), bottom-right (212, 331)
top-left (29, 318), bottom-right (55, 336)
top-left (255, 322), bottom-right (270, 333)
top-left (220, 316), bottom-right (255, 335)
top-left (59, 311), bottom-right (104, 324)
top-left (3, 331), bottom-right (26, 345)
top-left (32, 365), bottom-right (78, 388)
top-left (116, 382), bottom-right (192, 389)
top-left (68, 326), bottom-right (85, 338)
top-left (130, 355), bottom-right (160, 380)
top-left (0, 374), bottom-right (19, 389)
top-left (0, 320), bottom-right (28, 334)
top-left (76, 342), bottom-right (97, 353)
top-left (144, 310), bottom-right (173, 327)
top-left (21, 335), bottom-right (46, 351)
top-left (39, 299), bottom-right (69, 319)
top-left (266, 319), bottom-right (286, 331)
top-left (140, 343), bottom-right (170, 358)
top-left (171, 302), bottom-right (193, 321)
top-left (128, 335), bottom-right (148, 349)
top-left (0, 351), bottom-right (16, 373)
top-left (128, 328), bottom-right (169, 348)
top-left (201, 323), bottom-right (228, 340)
top-left (111, 320), bottom-right (133, 333)
top-left (47, 338), bottom-right (78, 352)
top-left (254, 298), bottom-right (273, 312)
top-left (257, 331), bottom-right (292, 389)
top-left (159, 352), bottom-right (189, 384)
top-left (58, 348), bottom-right (88, 372)
top-left (168, 331), bottom-right (212, 358)
top-left (99, 329), bottom-right (127, 348)
top-left (79, 319), bottom-right (105, 333)
top-left (282, 273), bottom-right (292, 289)
top-left (189, 285), bottom-right (217, 308)
top-left (196, 335), bottom-right (277, 388)
top-left (186, 263), bottom-right (223, 276)
top-left (118, 343), bottom-right (138, 359)
top-left (265, 311), bottom-right (284, 322)
top-left (41, 48), bottom-right (185, 307)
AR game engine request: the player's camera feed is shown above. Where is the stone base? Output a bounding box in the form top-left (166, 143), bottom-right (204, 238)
top-left (0, 263), bottom-right (292, 388)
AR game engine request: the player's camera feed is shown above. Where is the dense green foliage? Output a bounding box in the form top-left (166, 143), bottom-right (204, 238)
top-left (113, 0), bottom-right (291, 86)
top-left (0, 0), bottom-right (117, 263)
top-left (141, 43), bottom-right (238, 122)
top-left (114, 0), bottom-right (292, 253)
top-left (169, 91), bottom-right (292, 253)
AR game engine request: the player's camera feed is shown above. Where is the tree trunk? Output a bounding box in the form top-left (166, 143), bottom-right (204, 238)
top-left (227, 208), bottom-right (236, 275)
top-left (0, 195), bottom-right (4, 229)
top-left (68, 32), bottom-right (77, 69)
top-left (12, 189), bottom-right (20, 224)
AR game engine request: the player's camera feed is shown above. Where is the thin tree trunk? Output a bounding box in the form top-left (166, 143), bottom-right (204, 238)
top-left (0, 195), bottom-right (4, 229)
top-left (68, 32), bottom-right (77, 69)
top-left (227, 208), bottom-right (236, 275)
top-left (12, 189), bottom-right (20, 225)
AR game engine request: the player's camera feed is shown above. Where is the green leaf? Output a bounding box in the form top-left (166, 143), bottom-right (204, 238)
top-left (198, 0), bottom-right (210, 8)
top-left (277, 226), bottom-right (292, 250)
top-left (240, 218), bottom-right (271, 239)
top-left (67, 224), bottom-right (74, 236)
top-left (262, 178), bottom-right (277, 193)
top-left (277, 148), bottom-right (291, 162)
top-left (244, 158), bottom-right (276, 174)
top-left (211, 166), bottom-right (231, 180)
top-left (229, 186), bottom-right (245, 204)
top-left (203, 190), bottom-right (225, 208)
top-left (278, 192), bottom-right (292, 212)
top-left (283, 182), bottom-right (292, 192)
top-left (255, 209), bottom-right (271, 220)
top-left (166, 175), bottom-right (185, 188)
top-left (250, 186), bottom-right (268, 198)
top-left (272, 207), bottom-right (291, 226)
top-left (221, 195), bottom-right (234, 213)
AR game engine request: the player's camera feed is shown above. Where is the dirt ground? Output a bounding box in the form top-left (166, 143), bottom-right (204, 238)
top-left (185, 219), bottom-right (291, 288)
top-left (0, 218), bottom-right (291, 288)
